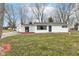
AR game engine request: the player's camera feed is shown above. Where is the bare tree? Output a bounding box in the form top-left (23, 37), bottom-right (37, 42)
top-left (55, 3), bottom-right (75, 24)
top-left (75, 4), bottom-right (79, 22)
top-left (0, 3), bottom-right (5, 38)
top-left (5, 4), bottom-right (17, 30)
top-left (19, 4), bottom-right (29, 25)
top-left (31, 3), bottom-right (48, 23)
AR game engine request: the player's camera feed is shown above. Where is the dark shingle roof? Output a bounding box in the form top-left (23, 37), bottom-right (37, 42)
top-left (24, 22), bottom-right (68, 26)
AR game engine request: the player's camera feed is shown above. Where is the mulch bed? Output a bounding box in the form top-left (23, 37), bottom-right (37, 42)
top-left (19, 32), bottom-right (34, 35)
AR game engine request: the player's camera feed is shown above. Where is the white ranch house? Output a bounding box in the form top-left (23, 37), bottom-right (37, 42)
top-left (16, 22), bottom-right (69, 33)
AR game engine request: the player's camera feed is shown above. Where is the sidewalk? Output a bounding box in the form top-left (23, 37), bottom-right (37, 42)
top-left (1, 31), bottom-right (19, 39)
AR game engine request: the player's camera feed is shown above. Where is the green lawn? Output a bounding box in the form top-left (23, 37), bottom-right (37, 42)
top-left (0, 32), bottom-right (79, 56)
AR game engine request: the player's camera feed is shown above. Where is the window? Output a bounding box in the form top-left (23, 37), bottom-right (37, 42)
top-left (62, 25), bottom-right (67, 28)
top-left (37, 25), bottom-right (47, 30)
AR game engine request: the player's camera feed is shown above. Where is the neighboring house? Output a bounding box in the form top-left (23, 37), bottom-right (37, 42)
top-left (16, 22), bottom-right (69, 33)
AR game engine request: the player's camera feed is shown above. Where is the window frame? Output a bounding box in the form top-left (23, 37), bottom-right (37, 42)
top-left (62, 25), bottom-right (67, 28)
top-left (37, 25), bottom-right (47, 30)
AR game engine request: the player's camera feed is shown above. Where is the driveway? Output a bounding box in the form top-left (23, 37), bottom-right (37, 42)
top-left (1, 31), bottom-right (19, 39)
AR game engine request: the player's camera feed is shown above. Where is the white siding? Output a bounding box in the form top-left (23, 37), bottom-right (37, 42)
top-left (78, 26), bottom-right (79, 31)
top-left (52, 26), bottom-right (68, 32)
top-left (29, 25), bottom-right (36, 32)
top-left (29, 26), bottom-right (68, 33)
top-left (16, 25), bottom-right (25, 32)
top-left (16, 25), bottom-right (68, 33)
top-left (34, 25), bottom-right (68, 33)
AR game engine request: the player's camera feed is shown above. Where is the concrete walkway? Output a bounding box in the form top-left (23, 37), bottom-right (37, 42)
top-left (1, 31), bottom-right (19, 39)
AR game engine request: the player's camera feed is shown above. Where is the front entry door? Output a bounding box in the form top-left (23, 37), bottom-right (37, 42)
top-left (49, 26), bottom-right (52, 32)
top-left (25, 27), bottom-right (29, 32)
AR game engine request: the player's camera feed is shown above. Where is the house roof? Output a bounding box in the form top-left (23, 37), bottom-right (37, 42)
top-left (24, 22), bottom-right (68, 26)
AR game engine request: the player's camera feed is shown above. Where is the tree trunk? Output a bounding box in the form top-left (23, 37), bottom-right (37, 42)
top-left (0, 3), bottom-right (5, 39)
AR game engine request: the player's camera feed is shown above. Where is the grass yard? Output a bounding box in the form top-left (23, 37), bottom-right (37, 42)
top-left (0, 32), bottom-right (79, 56)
